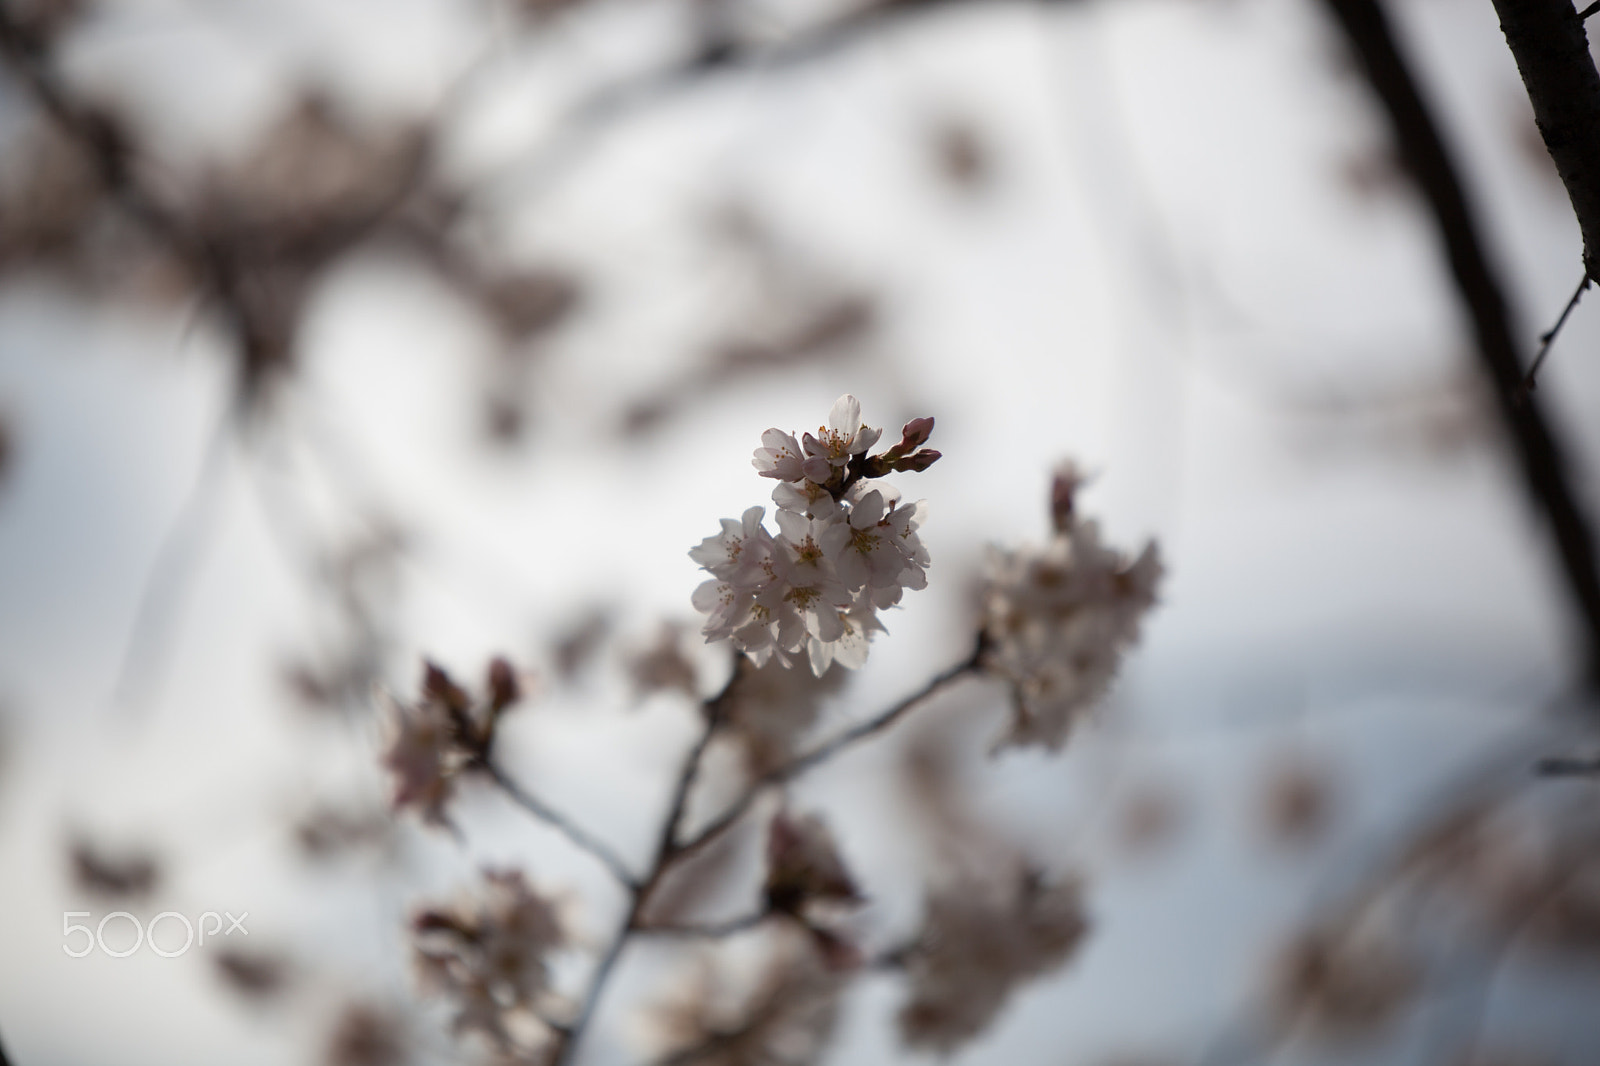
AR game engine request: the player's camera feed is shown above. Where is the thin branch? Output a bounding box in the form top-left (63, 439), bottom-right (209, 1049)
top-left (482, 761), bottom-right (641, 889)
top-left (1518, 273), bottom-right (1591, 398)
top-left (545, 667), bottom-right (739, 1066)
top-left (673, 644), bottom-right (984, 865)
top-left (1320, 0), bottom-right (1600, 690)
top-left (635, 911), bottom-right (771, 939)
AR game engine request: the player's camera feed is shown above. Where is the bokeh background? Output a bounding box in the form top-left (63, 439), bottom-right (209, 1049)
top-left (2, 0), bottom-right (1599, 1063)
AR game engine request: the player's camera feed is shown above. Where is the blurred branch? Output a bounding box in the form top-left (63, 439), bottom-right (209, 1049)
top-left (674, 642), bottom-right (983, 866)
top-left (482, 760), bottom-right (642, 888)
top-left (1320, 0), bottom-right (1600, 690)
top-left (543, 674), bottom-right (730, 1066)
top-left (1491, 0), bottom-right (1600, 281)
top-left (1536, 754), bottom-right (1600, 775)
top-left (111, 411), bottom-right (234, 717)
top-left (545, 643), bottom-right (979, 1064)
top-left (636, 911), bottom-right (771, 938)
top-left (493, 0), bottom-right (1078, 202)
top-left (0, 7), bottom-right (427, 401)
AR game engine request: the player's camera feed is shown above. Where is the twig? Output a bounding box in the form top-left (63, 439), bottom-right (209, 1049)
top-left (483, 761), bottom-right (641, 889)
top-left (544, 672), bottom-right (735, 1066)
top-left (1321, 0), bottom-right (1600, 689)
top-left (674, 643), bottom-right (984, 865)
top-left (635, 911), bottom-right (771, 939)
top-left (1518, 273), bottom-right (1591, 398)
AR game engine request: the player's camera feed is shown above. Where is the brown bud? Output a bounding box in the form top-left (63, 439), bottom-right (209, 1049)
top-left (764, 812), bottom-right (862, 916)
top-left (893, 449), bottom-right (941, 473)
top-left (485, 656), bottom-right (520, 715)
top-left (1050, 464), bottom-right (1086, 533)
top-left (420, 661), bottom-right (470, 714)
top-left (882, 417), bottom-right (936, 460)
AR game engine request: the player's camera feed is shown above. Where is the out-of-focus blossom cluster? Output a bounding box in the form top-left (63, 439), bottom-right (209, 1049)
top-left (412, 870), bottom-right (568, 1060)
top-left (897, 867), bottom-right (1088, 1053)
top-left (691, 395), bottom-right (940, 676)
top-left (649, 928), bottom-right (844, 1066)
top-left (980, 464), bottom-right (1163, 750)
top-left (381, 659), bottom-right (522, 827)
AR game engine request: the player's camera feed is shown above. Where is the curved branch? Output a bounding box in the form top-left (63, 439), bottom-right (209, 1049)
top-left (1320, 0), bottom-right (1600, 690)
top-left (483, 761), bottom-right (640, 889)
top-left (673, 645), bottom-right (983, 865)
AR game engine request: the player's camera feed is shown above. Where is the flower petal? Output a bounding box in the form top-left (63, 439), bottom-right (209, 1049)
top-left (829, 394), bottom-right (861, 436)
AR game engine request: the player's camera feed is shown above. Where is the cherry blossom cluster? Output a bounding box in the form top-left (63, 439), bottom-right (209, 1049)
top-left (980, 464), bottom-right (1163, 750)
top-left (691, 394), bottom-right (940, 676)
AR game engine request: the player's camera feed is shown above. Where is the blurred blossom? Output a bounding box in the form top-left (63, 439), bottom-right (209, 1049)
top-left (763, 810), bottom-right (862, 920)
top-left (1269, 927), bottom-right (1418, 1044)
top-left (68, 836), bottom-right (161, 900)
top-left (718, 656), bottom-right (844, 774)
top-left (551, 606), bottom-right (614, 682)
top-left (897, 867), bottom-right (1089, 1054)
top-left (649, 929), bottom-right (843, 1066)
top-left (1260, 755), bottom-right (1339, 848)
top-left (926, 115), bottom-right (994, 194)
top-left (324, 1004), bottom-right (409, 1066)
top-left (412, 870), bottom-right (568, 1058)
top-left (628, 622), bottom-right (702, 699)
top-left (212, 948), bottom-right (294, 1004)
top-left (980, 465), bottom-right (1162, 751)
top-left (1114, 780), bottom-right (1188, 859)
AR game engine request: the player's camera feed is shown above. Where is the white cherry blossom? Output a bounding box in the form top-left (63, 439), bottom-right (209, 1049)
top-left (691, 395), bottom-right (938, 676)
top-left (753, 428), bottom-right (807, 481)
top-left (800, 394), bottom-right (882, 484)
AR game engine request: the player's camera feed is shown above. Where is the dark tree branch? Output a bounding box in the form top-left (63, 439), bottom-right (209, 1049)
top-left (1519, 272), bottom-right (1591, 396)
top-left (1491, 0), bottom-right (1600, 281)
top-left (1321, 0), bottom-right (1600, 689)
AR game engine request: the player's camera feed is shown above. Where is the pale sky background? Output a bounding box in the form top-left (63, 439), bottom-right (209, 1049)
top-left (2, 0), bottom-right (1599, 1064)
